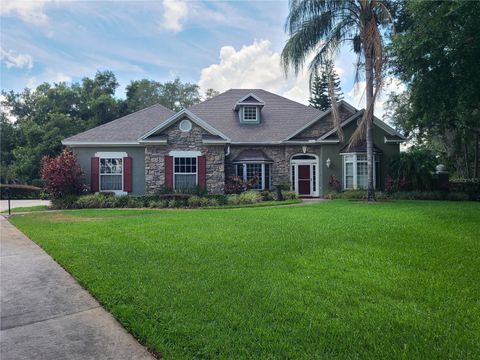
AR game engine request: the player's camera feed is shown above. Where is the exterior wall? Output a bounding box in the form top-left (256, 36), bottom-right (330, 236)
top-left (72, 146), bottom-right (146, 195)
top-left (145, 119), bottom-right (225, 194)
top-left (320, 122), bottom-right (400, 194)
top-left (291, 107), bottom-right (354, 140)
top-left (226, 145), bottom-right (322, 189)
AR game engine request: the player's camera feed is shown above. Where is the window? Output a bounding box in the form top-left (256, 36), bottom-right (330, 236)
top-left (179, 119), bottom-right (192, 132)
top-left (242, 106), bottom-right (258, 122)
top-left (100, 158), bottom-right (123, 191)
top-left (174, 157), bottom-right (197, 190)
top-left (236, 163), bottom-right (271, 190)
top-left (343, 154), bottom-right (379, 190)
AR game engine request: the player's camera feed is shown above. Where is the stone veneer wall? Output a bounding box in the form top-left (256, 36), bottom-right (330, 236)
top-left (145, 119), bottom-right (225, 194)
top-left (225, 145), bottom-right (321, 188)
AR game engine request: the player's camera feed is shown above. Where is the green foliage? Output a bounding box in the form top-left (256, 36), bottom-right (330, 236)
top-left (388, 0), bottom-right (480, 178)
top-left (388, 148), bottom-right (436, 191)
top-left (11, 201), bottom-right (480, 359)
top-left (51, 194), bottom-right (79, 209)
top-left (309, 61), bottom-right (343, 111)
top-left (281, 191), bottom-right (299, 200)
top-left (1, 74), bottom-right (204, 184)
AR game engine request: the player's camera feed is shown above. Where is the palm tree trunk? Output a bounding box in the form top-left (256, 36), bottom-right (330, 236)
top-left (365, 50), bottom-right (376, 202)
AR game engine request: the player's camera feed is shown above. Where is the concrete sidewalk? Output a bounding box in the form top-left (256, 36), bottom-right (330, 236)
top-left (0, 200), bottom-right (51, 212)
top-left (0, 216), bottom-right (154, 360)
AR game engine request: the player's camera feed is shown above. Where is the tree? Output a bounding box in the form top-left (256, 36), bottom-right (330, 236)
top-left (282, 0), bottom-right (393, 201)
top-left (309, 61), bottom-right (343, 111)
top-left (388, 1), bottom-right (480, 178)
top-left (125, 79), bottom-right (163, 113)
top-left (40, 148), bottom-right (85, 198)
top-left (204, 88), bottom-right (220, 100)
top-left (125, 78), bottom-right (202, 112)
top-left (159, 78), bottom-right (201, 111)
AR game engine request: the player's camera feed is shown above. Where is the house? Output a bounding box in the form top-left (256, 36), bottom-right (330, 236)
top-left (62, 89), bottom-right (405, 197)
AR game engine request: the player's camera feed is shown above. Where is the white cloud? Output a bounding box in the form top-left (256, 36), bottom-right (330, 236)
top-left (0, 0), bottom-right (51, 26)
top-left (345, 77), bottom-right (406, 118)
top-left (54, 72), bottom-right (71, 83)
top-left (1, 48), bottom-right (33, 69)
top-left (161, 0), bottom-right (188, 33)
top-left (198, 39), bottom-right (312, 104)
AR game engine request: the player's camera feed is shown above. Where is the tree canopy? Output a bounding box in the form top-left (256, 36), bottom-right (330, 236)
top-left (0, 72), bottom-right (206, 183)
top-left (309, 60), bottom-right (343, 111)
top-left (387, 0), bottom-right (480, 178)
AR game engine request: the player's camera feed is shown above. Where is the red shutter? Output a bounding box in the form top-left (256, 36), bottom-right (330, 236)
top-left (164, 155), bottom-right (173, 189)
top-left (91, 157), bottom-right (99, 192)
top-left (123, 157), bottom-right (132, 193)
top-left (198, 155), bottom-right (206, 188)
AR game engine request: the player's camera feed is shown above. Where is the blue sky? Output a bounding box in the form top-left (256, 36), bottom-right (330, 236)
top-left (1, 0), bottom-right (402, 114)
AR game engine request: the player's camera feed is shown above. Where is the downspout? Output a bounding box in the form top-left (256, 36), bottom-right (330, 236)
top-left (225, 145), bottom-right (231, 156)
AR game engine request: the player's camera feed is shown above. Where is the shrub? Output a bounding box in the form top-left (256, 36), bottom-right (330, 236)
top-left (328, 175), bottom-right (341, 192)
top-left (282, 191), bottom-right (299, 200)
top-left (238, 190), bottom-right (262, 204)
top-left (158, 193), bottom-right (191, 201)
top-left (187, 196), bottom-right (203, 208)
top-left (260, 190), bottom-right (275, 201)
top-left (388, 149), bottom-right (436, 191)
top-left (226, 194), bottom-right (241, 205)
top-left (207, 194), bottom-right (227, 205)
top-left (208, 198), bottom-right (220, 207)
top-left (51, 194), bottom-right (79, 209)
top-left (225, 175), bottom-right (260, 194)
top-left (40, 148), bottom-right (86, 198)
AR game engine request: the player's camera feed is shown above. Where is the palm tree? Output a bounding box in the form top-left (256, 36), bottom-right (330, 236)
top-left (281, 0), bottom-right (393, 202)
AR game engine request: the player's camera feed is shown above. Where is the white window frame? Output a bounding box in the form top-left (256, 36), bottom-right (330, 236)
top-left (173, 156), bottom-right (198, 190)
top-left (95, 151), bottom-right (128, 195)
top-left (289, 154), bottom-right (320, 197)
top-left (342, 153), bottom-right (378, 190)
top-left (236, 162), bottom-right (271, 190)
top-left (242, 106), bottom-right (259, 123)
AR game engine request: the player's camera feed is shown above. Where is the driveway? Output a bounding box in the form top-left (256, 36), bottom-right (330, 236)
top-left (0, 200), bottom-right (51, 212)
top-left (0, 216), bottom-right (154, 360)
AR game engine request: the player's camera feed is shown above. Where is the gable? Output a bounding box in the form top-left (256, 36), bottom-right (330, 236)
top-left (287, 102), bottom-right (357, 141)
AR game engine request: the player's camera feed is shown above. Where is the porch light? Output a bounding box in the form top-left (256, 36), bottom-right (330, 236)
top-left (326, 158), bottom-right (331, 168)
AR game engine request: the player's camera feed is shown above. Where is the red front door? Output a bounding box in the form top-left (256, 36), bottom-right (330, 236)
top-left (298, 165), bottom-right (311, 195)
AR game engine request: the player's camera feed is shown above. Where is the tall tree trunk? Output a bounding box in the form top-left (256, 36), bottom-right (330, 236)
top-left (474, 132), bottom-right (479, 178)
top-left (365, 50), bottom-right (376, 202)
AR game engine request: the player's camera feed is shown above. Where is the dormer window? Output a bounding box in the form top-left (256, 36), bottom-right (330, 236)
top-left (242, 106), bottom-right (258, 122)
top-left (234, 93), bottom-right (265, 125)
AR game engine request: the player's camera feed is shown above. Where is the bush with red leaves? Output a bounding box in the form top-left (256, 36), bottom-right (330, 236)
top-left (41, 148), bottom-right (86, 198)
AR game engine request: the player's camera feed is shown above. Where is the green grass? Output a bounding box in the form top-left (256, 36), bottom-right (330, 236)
top-left (9, 201), bottom-right (480, 359)
top-left (2, 205), bottom-right (49, 213)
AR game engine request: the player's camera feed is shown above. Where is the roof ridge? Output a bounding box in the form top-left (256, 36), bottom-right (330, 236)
top-left (63, 103), bottom-right (174, 142)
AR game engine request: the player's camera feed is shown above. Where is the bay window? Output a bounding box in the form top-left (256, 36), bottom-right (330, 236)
top-left (236, 163), bottom-right (271, 190)
top-left (343, 154), bottom-right (379, 189)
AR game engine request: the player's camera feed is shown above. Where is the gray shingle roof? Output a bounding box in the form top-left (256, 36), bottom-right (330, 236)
top-left (188, 89), bottom-right (324, 142)
top-left (63, 89), bottom-right (326, 144)
top-left (63, 104), bottom-right (174, 143)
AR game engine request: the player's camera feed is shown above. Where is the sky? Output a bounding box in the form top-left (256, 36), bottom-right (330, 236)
top-left (1, 0), bottom-right (403, 117)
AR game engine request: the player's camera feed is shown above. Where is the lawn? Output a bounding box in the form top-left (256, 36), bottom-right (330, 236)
top-left (9, 201), bottom-right (480, 359)
top-left (1, 205), bottom-right (49, 213)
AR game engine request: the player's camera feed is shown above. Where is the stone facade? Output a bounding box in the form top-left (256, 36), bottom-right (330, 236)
top-left (226, 145), bottom-right (321, 188)
top-left (145, 118), bottom-right (225, 194)
top-left (291, 107), bottom-right (354, 140)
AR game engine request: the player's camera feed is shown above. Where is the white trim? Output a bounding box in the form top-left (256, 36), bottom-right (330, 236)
top-left (384, 136), bottom-right (405, 144)
top-left (235, 162), bottom-right (271, 190)
top-left (290, 153), bottom-right (320, 197)
top-left (179, 119), bottom-right (192, 132)
top-left (173, 156), bottom-right (198, 190)
top-left (234, 93), bottom-right (265, 107)
top-left (202, 139), bottom-right (229, 145)
top-left (169, 150), bottom-right (201, 157)
top-left (62, 141), bottom-right (143, 147)
top-left (95, 152), bottom-right (128, 196)
top-left (95, 151), bottom-right (128, 158)
top-left (139, 109), bottom-right (230, 141)
top-left (317, 110), bottom-right (406, 141)
top-left (342, 153), bottom-right (379, 190)
top-left (284, 100), bottom-right (358, 140)
top-left (318, 111), bottom-right (364, 140)
top-left (138, 139), bottom-right (168, 145)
